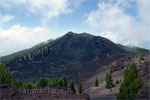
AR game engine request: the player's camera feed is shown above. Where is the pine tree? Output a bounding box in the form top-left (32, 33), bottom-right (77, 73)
top-left (116, 62), bottom-right (143, 100)
top-left (108, 73), bottom-right (113, 88)
top-left (58, 79), bottom-right (63, 87)
top-left (78, 81), bottom-right (84, 94)
top-left (13, 79), bottom-right (23, 89)
top-left (0, 63), bottom-right (12, 86)
top-left (138, 53), bottom-right (144, 63)
top-left (36, 78), bottom-right (49, 88)
top-left (68, 80), bottom-right (76, 93)
top-left (62, 76), bottom-right (67, 88)
top-left (105, 72), bottom-right (113, 88)
top-left (105, 72), bottom-right (109, 88)
top-left (94, 77), bottom-right (99, 87)
top-left (23, 82), bottom-right (35, 89)
top-left (48, 79), bottom-right (57, 87)
top-left (115, 80), bottom-right (119, 85)
top-left (55, 78), bottom-right (59, 86)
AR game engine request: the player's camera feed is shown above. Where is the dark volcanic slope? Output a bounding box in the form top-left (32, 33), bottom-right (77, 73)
top-left (5, 32), bottom-right (127, 82)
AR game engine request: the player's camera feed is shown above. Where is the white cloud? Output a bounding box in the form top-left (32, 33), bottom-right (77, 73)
top-left (29, 0), bottom-right (72, 23)
top-left (0, 0), bottom-right (84, 23)
top-left (101, 32), bottom-right (123, 43)
top-left (0, 25), bottom-right (52, 56)
top-left (85, 0), bottom-right (150, 49)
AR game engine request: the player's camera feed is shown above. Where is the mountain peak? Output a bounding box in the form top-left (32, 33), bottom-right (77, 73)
top-left (4, 31), bottom-right (128, 82)
top-left (80, 32), bottom-right (93, 37)
top-left (66, 31), bottom-right (75, 35)
top-left (65, 31), bottom-right (93, 38)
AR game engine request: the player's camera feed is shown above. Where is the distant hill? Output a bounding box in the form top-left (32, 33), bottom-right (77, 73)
top-left (0, 32), bottom-right (148, 82)
top-left (118, 44), bottom-right (149, 54)
top-left (0, 39), bottom-right (54, 63)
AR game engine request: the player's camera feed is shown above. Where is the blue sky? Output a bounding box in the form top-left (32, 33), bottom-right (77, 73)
top-left (0, 0), bottom-right (149, 56)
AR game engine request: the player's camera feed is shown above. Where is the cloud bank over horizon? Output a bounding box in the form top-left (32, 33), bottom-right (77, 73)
top-left (85, 0), bottom-right (149, 49)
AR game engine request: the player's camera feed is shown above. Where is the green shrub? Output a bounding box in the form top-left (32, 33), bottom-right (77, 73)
top-left (78, 81), bottom-right (84, 94)
top-left (94, 77), bottom-right (99, 87)
top-left (48, 76), bottom-right (68, 88)
top-left (105, 72), bottom-right (113, 88)
top-left (23, 82), bottom-right (36, 89)
top-left (48, 79), bottom-right (57, 87)
top-left (99, 97), bottom-right (102, 100)
top-left (13, 79), bottom-right (23, 89)
top-left (36, 78), bottom-right (49, 88)
top-left (115, 80), bottom-right (119, 85)
top-left (55, 78), bottom-right (59, 86)
top-left (138, 53), bottom-right (144, 63)
top-left (0, 63), bottom-right (12, 86)
top-left (62, 76), bottom-right (67, 88)
top-left (68, 80), bottom-right (76, 93)
top-left (58, 79), bottom-right (63, 87)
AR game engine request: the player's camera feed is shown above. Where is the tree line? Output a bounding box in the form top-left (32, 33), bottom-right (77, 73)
top-left (0, 63), bottom-right (84, 94)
